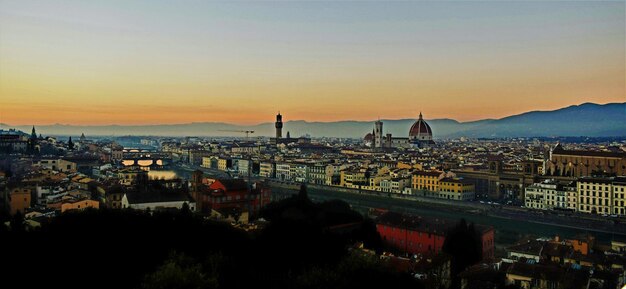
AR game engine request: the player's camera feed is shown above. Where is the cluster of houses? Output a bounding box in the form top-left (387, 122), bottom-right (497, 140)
top-left (460, 235), bottom-right (626, 289)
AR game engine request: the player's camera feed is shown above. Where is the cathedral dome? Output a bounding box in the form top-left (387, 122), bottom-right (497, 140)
top-left (409, 113), bottom-right (432, 140)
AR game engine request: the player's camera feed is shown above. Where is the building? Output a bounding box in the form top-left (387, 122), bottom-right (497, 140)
top-left (61, 199), bottom-right (100, 213)
top-left (231, 144), bottom-right (260, 154)
top-left (201, 156), bottom-right (212, 169)
top-left (375, 211), bottom-right (495, 260)
top-left (36, 158), bottom-right (77, 172)
top-left (236, 159), bottom-right (251, 176)
top-left (259, 161), bottom-right (276, 178)
top-left (412, 170), bottom-right (443, 191)
top-left (453, 159), bottom-right (540, 200)
top-left (545, 143), bottom-right (626, 178)
top-left (340, 168), bottom-right (368, 188)
top-left (123, 191), bottom-right (195, 211)
top-left (276, 162), bottom-right (292, 181)
top-left (368, 113), bottom-right (435, 149)
top-left (9, 188), bottom-right (31, 215)
top-left (380, 177), bottom-right (411, 194)
top-left (217, 157), bottom-right (232, 171)
top-left (190, 178), bottom-right (271, 216)
top-left (291, 163), bottom-right (309, 183)
top-left (111, 148), bottom-right (124, 161)
top-left (438, 178), bottom-right (475, 201)
top-left (524, 180), bottom-right (577, 211)
top-left (308, 164), bottom-right (327, 185)
top-left (0, 130), bottom-right (28, 153)
top-left (410, 171), bottom-right (475, 201)
top-left (189, 150), bottom-right (212, 166)
top-left (325, 163), bottom-right (345, 186)
top-left (577, 176), bottom-right (626, 215)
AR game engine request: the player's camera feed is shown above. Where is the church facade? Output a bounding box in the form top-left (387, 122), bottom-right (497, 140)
top-left (364, 113), bottom-right (435, 149)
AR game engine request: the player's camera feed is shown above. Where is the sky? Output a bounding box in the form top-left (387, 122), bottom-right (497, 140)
top-left (0, 0), bottom-right (624, 125)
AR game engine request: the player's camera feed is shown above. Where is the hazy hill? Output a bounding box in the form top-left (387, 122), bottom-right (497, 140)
top-left (2, 102), bottom-right (624, 138)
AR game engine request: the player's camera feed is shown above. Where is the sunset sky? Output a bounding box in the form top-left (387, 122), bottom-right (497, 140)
top-left (0, 1), bottom-right (624, 125)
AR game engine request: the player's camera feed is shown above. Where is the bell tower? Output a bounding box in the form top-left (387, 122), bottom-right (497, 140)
top-left (275, 112), bottom-right (283, 139)
top-left (374, 120), bottom-right (383, 148)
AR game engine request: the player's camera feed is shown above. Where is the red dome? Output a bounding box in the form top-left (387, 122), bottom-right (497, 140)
top-left (409, 113), bottom-right (432, 137)
top-left (364, 133), bottom-right (374, 141)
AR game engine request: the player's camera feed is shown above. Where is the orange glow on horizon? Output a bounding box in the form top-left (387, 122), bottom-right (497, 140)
top-left (1, 1), bottom-right (623, 126)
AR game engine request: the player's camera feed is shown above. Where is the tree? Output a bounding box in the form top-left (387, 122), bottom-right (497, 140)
top-left (298, 183), bottom-right (308, 200)
top-left (141, 252), bottom-right (217, 289)
top-left (10, 211), bottom-right (25, 233)
top-left (442, 219), bottom-right (482, 288)
top-left (68, 137), bottom-right (74, 150)
top-left (181, 202), bottom-right (191, 216)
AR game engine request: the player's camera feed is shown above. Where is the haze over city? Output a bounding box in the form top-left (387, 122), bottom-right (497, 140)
top-left (1, 1), bottom-right (624, 125)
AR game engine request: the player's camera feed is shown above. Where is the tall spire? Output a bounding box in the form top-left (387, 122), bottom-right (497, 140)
top-left (68, 136), bottom-right (74, 150)
top-left (31, 126), bottom-right (37, 139)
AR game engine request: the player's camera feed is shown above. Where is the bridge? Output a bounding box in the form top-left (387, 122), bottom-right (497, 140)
top-left (122, 148), bottom-right (157, 153)
top-left (122, 151), bottom-right (172, 168)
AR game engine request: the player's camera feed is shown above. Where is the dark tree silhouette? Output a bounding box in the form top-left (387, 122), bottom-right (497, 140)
top-left (10, 211), bottom-right (25, 233)
top-left (68, 137), bottom-right (74, 150)
top-left (442, 219), bottom-right (482, 288)
top-left (0, 202), bottom-right (419, 289)
top-left (141, 251), bottom-right (218, 289)
top-left (298, 183), bottom-right (308, 200)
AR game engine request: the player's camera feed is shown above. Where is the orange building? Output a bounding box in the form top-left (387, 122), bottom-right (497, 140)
top-left (61, 199), bottom-right (100, 213)
top-left (9, 188), bottom-right (31, 215)
top-left (553, 235), bottom-right (594, 255)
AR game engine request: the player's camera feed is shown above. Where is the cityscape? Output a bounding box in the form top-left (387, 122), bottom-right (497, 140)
top-left (1, 1), bottom-right (625, 289)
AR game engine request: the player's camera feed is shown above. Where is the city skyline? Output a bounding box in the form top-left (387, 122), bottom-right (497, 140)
top-left (1, 1), bottom-right (624, 125)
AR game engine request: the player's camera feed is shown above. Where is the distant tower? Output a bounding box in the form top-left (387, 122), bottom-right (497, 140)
top-left (80, 133), bottom-right (86, 143)
top-left (374, 120), bottom-right (384, 148)
top-left (275, 112), bottom-right (283, 139)
top-left (68, 136), bottom-right (74, 150)
top-left (27, 126), bottom-right (38, 153)
top-left (30, 126), bottom-right (37, 140)
top-left (286, 131), bottom-right (290, 139)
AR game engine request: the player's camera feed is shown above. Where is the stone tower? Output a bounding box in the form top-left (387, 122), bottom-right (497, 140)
top-left (275, 112), bottom-right (283, 139)
top-left (374, 120), bottom-right (384, 148)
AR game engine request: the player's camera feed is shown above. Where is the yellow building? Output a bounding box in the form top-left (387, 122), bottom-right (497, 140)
top-left (412, 170), bottom-right (442, 191)
top-left (217, 158), bottom-right (232, 171)
top-left (438, 178), bottom-right (475, 201)
top-left (201, 156), bottom-right (212, 169)
top-left (340, 169), bottom-right (368, 188)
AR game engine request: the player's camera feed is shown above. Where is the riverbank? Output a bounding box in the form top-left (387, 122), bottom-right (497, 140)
top-left (267, 180), bottom-right (626, 246)
top-left (170, 164), bottom-right (626, 245)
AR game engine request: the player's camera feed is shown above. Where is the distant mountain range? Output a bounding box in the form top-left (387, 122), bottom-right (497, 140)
top-left (1, 102), bottom-right (624, 138)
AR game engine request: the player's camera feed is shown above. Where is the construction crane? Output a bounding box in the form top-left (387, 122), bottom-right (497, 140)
top-left (218, 130), bottom-right (255, 139)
